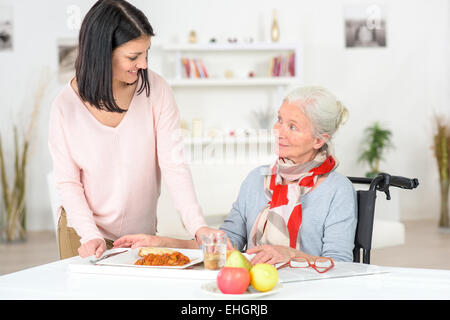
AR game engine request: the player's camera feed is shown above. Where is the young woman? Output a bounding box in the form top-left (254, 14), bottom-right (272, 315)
top-left (115, 86), bottom-right (357, 265)
top-left (48, 0), bottom-right (218, 259)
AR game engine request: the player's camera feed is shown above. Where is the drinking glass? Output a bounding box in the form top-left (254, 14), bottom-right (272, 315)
top-left (201, 232), bottom-right (227, 270)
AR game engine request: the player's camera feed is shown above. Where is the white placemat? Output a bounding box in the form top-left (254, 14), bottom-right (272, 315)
top-left (277, 261), bottom-right (388, 283)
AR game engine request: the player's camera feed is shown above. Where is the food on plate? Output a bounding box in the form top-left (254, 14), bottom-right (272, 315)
top-left (135, 248), bottom-right (191, 266)
top-left (138, 247), bottom-right (178, 257)
top-left (249, 263), bottom-right (278, 292)
top-left (225, 250), bottom-right (252, 271)
top-left (216, 267), bottom-right (250, 294)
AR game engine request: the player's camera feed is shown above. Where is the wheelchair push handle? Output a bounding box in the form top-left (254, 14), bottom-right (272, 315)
top-left (370, 173), bottom-right (419, 200)
top-left (388, 175), bottom-right (419, 190)
top-left (348, 173), bottom-right (419, 189)
top-left (347, 173), bottom-right (419, 201)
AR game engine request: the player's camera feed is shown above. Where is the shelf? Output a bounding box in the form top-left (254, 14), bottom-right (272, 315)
top-left (168, 77), bottom-right (301, 87)
top-left (162, 42), bottom-right (301, 52)
top-left (184, 136), bottom-right (275, 145)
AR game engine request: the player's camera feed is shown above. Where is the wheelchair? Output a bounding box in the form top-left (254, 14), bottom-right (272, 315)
top-left (347, 173), bottom-right (419, 264)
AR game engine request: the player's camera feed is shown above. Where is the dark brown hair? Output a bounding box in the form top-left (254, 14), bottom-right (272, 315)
top-left (75, 0), bottom-right (155, 113)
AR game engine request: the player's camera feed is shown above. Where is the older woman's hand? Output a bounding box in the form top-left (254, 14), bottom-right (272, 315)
top-left (113, 234), bottom-right (166, 249)
top-left (246, 245), bottom-right (296, 265)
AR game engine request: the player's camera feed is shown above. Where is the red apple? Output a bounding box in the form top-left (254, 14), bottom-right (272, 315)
top-left (216, 267), bottom-right (250, 294)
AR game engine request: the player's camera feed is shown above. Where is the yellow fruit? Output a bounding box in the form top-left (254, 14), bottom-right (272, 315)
top-left (250, 263), bottom-right (278, 292)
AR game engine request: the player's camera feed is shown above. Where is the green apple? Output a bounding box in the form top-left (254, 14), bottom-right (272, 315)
top-left (225, 250), bottom-right (252, 271)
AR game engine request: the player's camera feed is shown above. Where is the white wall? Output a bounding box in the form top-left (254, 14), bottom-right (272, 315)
top-left (0, 0), bottom-right (448, 232)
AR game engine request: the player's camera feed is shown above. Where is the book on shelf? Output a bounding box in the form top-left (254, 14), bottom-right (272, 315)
top-left (269, 52), bottom-right (295, 77)
top-left (181, 58), bottom-right (209, 79)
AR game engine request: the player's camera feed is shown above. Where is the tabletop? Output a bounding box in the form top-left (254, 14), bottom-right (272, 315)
top-left (1, 250), bottom-right (450, 301)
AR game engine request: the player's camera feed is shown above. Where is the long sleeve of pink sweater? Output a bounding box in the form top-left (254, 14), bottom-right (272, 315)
top-left (48, 70), bottom-right (207, 244)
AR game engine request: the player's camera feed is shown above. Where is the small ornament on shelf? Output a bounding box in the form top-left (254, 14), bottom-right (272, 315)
top-left (271, 9), bottom-right (280, 42)
top-left (188, 30), bottom-right (197, 44)
top-left (180, 119), bottom-right (188, 131)
top-left (207, 127), bottom-right (220, 139)
top-left (191, 118), bottom-right (203, 137)
top-left (180, 120), bottom-right (189, 137)
top-left (224, 70), bottom-right (234, 78)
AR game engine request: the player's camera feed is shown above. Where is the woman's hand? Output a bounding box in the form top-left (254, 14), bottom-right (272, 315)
top-left (246, 245), bottom-right (296, 266)
top-left (78, 238), bottom-right (106, 258)
top-left (195, 226), bottom-right (234, 250)
top-left (113, 234), bottom-right (166, 249)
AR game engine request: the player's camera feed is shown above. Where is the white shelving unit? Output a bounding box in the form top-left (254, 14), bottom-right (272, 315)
top-left (161, 42), bottom-right (303, 86)
top-left (163, 42), bottom-right (301, 51)
top-left (167, 77), bottom-right (298, 87)
top-left (158, 41), bottom-right (304, 150)
top-left (183, 135), bottom-right (275, 145)
top-left (159, 41), bottom-right (304, 147)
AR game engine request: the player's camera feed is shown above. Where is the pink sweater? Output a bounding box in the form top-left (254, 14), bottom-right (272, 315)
top-left (48, 70), bottom-right (207, 244)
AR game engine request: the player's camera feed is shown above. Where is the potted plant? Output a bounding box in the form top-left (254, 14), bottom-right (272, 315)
top-left (0, 70), bottom-right (49, 242)
top-left (358, 121), bottom-right (394, 178)
top-left (432, 117), bottom-right (450, 229)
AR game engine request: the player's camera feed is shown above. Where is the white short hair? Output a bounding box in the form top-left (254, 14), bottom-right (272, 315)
top-left (284, 86), bottom-right (349, 154)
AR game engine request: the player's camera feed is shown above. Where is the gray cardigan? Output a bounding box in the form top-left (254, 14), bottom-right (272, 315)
top-left (220, 165), bottom-right (358, 262)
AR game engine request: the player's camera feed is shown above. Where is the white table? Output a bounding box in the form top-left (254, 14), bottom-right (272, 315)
top-left (1, 254), bottom-right (450, 300)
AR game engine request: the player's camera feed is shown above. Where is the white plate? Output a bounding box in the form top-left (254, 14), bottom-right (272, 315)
top-left (95, 248), bottom-right (204, 269)
top-left (200, 282), bottom-right (283, 299)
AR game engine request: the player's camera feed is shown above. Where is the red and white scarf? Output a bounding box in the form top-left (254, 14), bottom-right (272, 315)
top-left (249, 152), bottom-right (338, 250)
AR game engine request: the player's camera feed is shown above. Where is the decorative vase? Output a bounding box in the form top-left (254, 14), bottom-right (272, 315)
top-left (0, 129), bottom-right (29, 243)
top-left (271, 9), bottom-right (280, 42)
top-left (0, 68), bottom-right (49, 244)
top-left (433, 118), bottom-right (450, 229)
top-left (439, 180), bottom-right (450, 228)
top-left (188, 30), bottom-right (197, 44)
top-left (1, 212), bottom-right (27, 243)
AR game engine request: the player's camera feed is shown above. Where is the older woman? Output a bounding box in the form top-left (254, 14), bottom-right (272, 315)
top-left (115, 86), bottom-right (357, 264)
top-left (220, 86), bottom-right (357, 264)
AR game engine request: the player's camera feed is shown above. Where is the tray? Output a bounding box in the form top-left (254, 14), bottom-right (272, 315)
top-left (68, 248), bottom-right (219, 280)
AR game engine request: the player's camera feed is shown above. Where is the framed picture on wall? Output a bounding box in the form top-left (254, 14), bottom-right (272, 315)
top-left (0, 6), bottom-right (13, 50)
top-left (344, 4), bottom-right (387, 48)
top-left (58, 38), bottom-right (78, 84)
